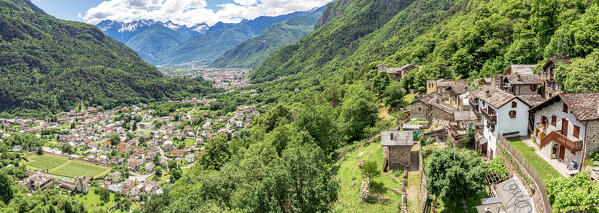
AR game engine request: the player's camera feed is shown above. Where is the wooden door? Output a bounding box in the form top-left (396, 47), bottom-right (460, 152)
top-left (559, 145), bottom-right (565, 161)
top-left (562, 119), bottom-right (569, 136)
top-left (482, 143), bottom-right (487, 155)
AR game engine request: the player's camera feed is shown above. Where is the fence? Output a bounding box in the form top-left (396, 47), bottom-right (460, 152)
top-left (419, 149), bottom-right (429, 213)
top-left (498, 136), bottom-right (552, 213)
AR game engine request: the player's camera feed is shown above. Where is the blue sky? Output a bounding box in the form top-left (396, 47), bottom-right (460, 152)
top-left (32, 0), bottom-right (331, 26)
top-left (33, 0), bottom-right (104, 21)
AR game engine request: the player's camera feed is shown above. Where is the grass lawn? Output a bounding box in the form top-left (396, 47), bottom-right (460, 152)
top-left (432, 191), bottom-right (487, 213)
top-left (509, 139), bottom-right (561, 183)
top-left (52, 161), bottom-right (110, 178)
top-left (333, 141), bottom-right (406, 212)
top-left (74, 187), bottom-right (130, 213)
top-left (26, 155), bottom-right (69, 170)
top-left (26, 154), bottom-right (111, 178)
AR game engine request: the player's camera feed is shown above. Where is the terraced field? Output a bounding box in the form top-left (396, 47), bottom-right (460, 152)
top-left (26, 154), bottom-right (111, 178)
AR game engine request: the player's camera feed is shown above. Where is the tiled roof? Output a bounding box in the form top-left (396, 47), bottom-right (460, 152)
top-left (560, 93), bottom-right (599, 121)
top-left (381, 131), bottom-right (413, 146)
top-left (505, 74), bottom-right (541, 85)
top-left (517, 95), bottom-right (545, 107)
top-left (472, 85), bottom-right (516, 108)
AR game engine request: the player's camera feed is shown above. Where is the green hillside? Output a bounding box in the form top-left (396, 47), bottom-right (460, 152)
top-left (252, 0), bottom-right (599, 93)
top-left (0, 0), bottom-right (216, 116)
top-left (210, 10), bottom-right (324, 68)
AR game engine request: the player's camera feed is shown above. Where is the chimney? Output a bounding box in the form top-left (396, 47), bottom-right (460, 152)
top-left (517, 74), bottom-right (522, 81)
top-left (485, 90), bottom-right (491, 97)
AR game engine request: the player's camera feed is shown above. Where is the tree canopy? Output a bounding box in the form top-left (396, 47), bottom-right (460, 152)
top-left (426, 148), bottom-right (486, 203)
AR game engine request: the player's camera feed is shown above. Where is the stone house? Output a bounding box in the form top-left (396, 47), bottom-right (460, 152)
top-left (409, 92), bottom-right (455, 121)
top-left (530, 93), bottom-right (599, 172)
top-left (376, 63), bottom-right (416, 82)
top-left (381, 130), bottom-right (414, 170)
top-left (540, 57), bottom-right (571, 99)
top-left (498, 74), bottom-right (541, 96)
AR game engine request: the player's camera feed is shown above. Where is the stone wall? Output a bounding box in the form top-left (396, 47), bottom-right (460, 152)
top-left (410, 102), bottom-right (428, 120)
top-left (388, 146), bottom-right (411, 170)
top-left (585, 120), bottom-right (599, 160)
top-left (429, 107), bottom-right (453, 122)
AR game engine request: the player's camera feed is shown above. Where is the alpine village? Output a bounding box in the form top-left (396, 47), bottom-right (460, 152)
top-left (5, 0), bottom-right (599, 212)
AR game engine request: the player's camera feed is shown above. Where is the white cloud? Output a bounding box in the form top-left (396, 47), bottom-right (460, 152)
top-left (84, 0), bottom-right (331, 26)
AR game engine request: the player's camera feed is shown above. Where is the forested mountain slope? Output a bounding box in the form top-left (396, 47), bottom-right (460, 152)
top-left (210, 9), bottom-right (324, 69)
top-left (253, 0), bottom-right (599, 94)
top-left (0, 0), bottom-right (216, 116)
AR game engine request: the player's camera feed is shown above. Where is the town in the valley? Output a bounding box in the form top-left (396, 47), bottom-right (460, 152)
top-left (1, 96), bottom-right (261, 210)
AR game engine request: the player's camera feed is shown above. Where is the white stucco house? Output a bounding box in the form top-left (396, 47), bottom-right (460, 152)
top-left (471, 86), bottom-right (541, 158)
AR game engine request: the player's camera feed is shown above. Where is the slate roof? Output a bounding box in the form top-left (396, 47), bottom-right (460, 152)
top-left (454, 111), bottom-right (477, 121)
top-left (561, 93), bottom-right (599, 121)
top-left (381, 131), bottom-right (413, 146)
top-left (435, 79), bottom-right (454, 87)
top-left (517, 95), bottom-right (545, 108)
top-left (504, 74), bottom-right (542, 85)
top-left (472, 86), bottom-right (516, 108)
top-left (416, 92), bottom-right (456, 114)
top-left (449, 83), bottom-right (470, 94)
top-left (530, 92), bottom-right (599, 121)
top-left (503, 64), bottom-right (535, 75)
top-left (542, 57), bottom-right (572, 71)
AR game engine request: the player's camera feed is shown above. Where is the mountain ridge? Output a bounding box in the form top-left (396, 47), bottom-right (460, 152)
top-left (0, 0), bottom-right (216, 116)
top-left (209, 7), bottom-right (325, 69)
top-left (97, 7), bottom-right (325, 67)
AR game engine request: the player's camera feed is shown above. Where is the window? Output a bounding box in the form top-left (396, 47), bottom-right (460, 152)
top-left (512, 102), bottom-right (517, 108)
top-left (530, 85), bottom-right (538, 91)
top-left (542, 116), bottom-right (548, 126)
top-left (551, 116), bottom-right (556, 126)
top-left (509, 110), bottom-right (517, 118)
top-left (563, 103), bottom-right (569, 113)
top-left (574, 125), bottom-right (580, 139)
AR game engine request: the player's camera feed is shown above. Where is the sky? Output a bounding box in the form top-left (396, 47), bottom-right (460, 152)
top-left (32, 0), bottom-right (332, 26)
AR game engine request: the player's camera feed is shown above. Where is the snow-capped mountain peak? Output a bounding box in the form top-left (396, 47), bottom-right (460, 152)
top-left (191, 22), bottom-right (209, 33)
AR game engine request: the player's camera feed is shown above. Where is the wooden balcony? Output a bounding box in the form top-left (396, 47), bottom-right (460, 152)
top-left (540, 130), bottom-right (583, 151)
top-left (481, 108), bottom-right (497, 122)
